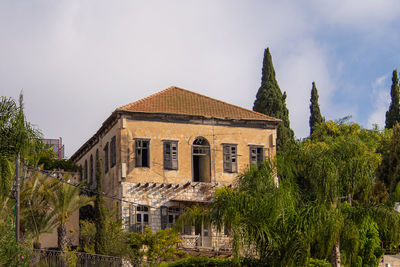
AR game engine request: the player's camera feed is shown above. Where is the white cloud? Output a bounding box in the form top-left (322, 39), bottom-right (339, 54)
top-left (0, 0), bottom-right (398, 155)
top-left (367, 73), bottom-right (390, 128)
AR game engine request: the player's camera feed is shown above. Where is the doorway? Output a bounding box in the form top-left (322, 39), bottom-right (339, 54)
top-left (192, 137), bottom-right (211, 182)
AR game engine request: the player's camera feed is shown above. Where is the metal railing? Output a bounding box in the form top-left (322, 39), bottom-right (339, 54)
top-left (32, 249), bottom-right (122, 267)
top-left (179, 234), bottom-right (232, 252)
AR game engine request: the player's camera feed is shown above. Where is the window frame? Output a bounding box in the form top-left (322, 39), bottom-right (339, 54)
top-left (135, 139), bottom-right (150, 168)
top-left (222, 144), bottom-right (238, 173)
top-left (163, 140), bottom-right (178, 170)
top-left (249, 145), bottom-right (265, 165)
top-left (129, 205), bottom-right (150, 233)
top-left (104, 142), bottom-right (109, 173)
top-left (110, 136), bottom-right (116, 168)
top-left (89, 154), bottom-right (94, 184)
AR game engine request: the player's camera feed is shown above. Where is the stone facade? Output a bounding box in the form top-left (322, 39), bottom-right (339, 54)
top-left (71, 87), bottom-right (279, 251)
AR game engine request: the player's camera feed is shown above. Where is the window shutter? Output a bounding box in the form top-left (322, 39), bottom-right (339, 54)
top-left (135, 141), bottom-right (141, 167)
top-left (160, 206), bottom-right (168, 230)
top-left (223, 145), bottom-right (231, 172)
top-left (129, 204), bottom-right (136, 232)
top-left (171, 142), bottom-right (178, 170)
top-left (250, 147), bottom-right (257, 165)
top-left (164, 143), bottom-right (171, 169)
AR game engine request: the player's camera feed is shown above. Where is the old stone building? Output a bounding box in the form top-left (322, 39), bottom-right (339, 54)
top-left (71, 86), bottom-right (279, 252)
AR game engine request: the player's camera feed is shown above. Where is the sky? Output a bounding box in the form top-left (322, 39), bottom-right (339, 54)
top-left (1, 0), bottom-right (400, 158)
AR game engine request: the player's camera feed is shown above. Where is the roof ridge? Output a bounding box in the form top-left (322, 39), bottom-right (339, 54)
top-left (170, 86), bottom-right (278, 121)
top-left (118, 86), bottom-right (280, 121)
top-left (118, 86), bottom-right (176, 111)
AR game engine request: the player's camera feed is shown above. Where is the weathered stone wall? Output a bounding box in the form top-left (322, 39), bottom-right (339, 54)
top-left (120, 117), bottom-right (276, 186)
top-left (121, 181), bottom-right (217, 231)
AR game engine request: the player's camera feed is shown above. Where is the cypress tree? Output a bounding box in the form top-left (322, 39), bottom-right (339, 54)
top-left (385, 70), bottom-right (400, 129)
top-left (94, 158), bottom-right (107, 254)
top-left (253, 48), bottom-right (294, 150)
top-left (309, 81), bottom-right (324, 135)
top-left (377, 123), bottom-right (400, 194)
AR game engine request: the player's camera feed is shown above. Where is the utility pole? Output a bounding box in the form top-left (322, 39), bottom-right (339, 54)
top-left (15, 154), bottom-right (20, 243)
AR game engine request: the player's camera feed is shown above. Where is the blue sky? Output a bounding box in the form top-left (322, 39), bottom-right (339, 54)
top-left (1, 1), bottom-right (400, 157)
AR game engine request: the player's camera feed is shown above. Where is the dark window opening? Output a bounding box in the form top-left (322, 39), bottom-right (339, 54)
top-left (110, 136), bottom-right (116, 168)
top-left (135, 139), bottom-right (150, 168)
top-left (250, 146), bottom-right (264, 165)
top-left (223, 144), bottom-right (237, 173)
top-left (104, 143), bottom-right (109, 173)
top-left (89, 155), bottom-right (94, 184)
top-left (163, 141), bottom-right (178, 170)
top-left (192, 137), bottom-right (211, 182)
top-left (84, 160), bottom-right (88, 180)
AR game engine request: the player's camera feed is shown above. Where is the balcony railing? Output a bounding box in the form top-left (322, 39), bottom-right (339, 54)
top-left (179, 234), bottom-right (232, 252)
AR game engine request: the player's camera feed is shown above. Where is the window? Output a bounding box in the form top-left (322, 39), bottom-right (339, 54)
top-left (84, 160), bottom-right (88, 180)
top-left (163, 141), bottom-right (178, 170)
top-left (223, 144), bottom-right (237, 173)
top-left (129, 205), bottom-right (149, 233)
top-left (110, 136), bottom-right (116, 168)
top-left (161, 206), bottom-right (180, 229)
top-left (89, 155), bottom-right (93, 184)
top-left (104, 143), bottom-right (109, 173)
top-left (249, 145), bottom-right (264, 165)
top-left (135, 139), bottom-right (150, 168)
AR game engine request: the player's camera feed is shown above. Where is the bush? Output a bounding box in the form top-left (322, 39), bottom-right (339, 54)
top-left (0, 222), bottom-right (32, 267)
top-left (308, 258), bottom-right (331, 267)
top-left (165, 256), bottom-right (232, 267)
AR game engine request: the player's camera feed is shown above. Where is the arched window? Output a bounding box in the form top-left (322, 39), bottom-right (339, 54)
top-left (192, 137), bottom-right (211, 182)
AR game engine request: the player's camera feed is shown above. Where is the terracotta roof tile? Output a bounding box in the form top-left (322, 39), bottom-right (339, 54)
top-left (118, 86), bottom-right (279, 121)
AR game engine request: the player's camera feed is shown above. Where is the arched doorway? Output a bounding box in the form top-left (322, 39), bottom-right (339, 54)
top-left (192, 137), bottom-right (211, 182)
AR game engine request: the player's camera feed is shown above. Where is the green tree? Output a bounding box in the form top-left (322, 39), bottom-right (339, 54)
top-left (94, 158), bottom-right (107, 255)
top-left (309, 82), bottom-right (324, 136)
top-left (253, 48), bottom-right (294, 151)
top-left (385, 70), bottom-right (400, 129)
top-left (377, 123), bottom-right (400, 194)
top-left (20, 173), bottom-right (57, 249)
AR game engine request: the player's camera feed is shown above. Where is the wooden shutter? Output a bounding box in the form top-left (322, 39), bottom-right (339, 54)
top-left (160, 206), bottom-right (168, 230)
top-left (135, 140), bottom-right (141, 167)
top-left (250, 147), bottom-right (257, 165)
top-left (231, 146), bottom-right (237, 173)
top-left (164, 142), bottom-right (171, 169)
top-left (129, 204), bottom-right (136, 232)
top-left (223, 145), bottom-right (231, 172)
top-left (171, 142), bottom-right (178, 170)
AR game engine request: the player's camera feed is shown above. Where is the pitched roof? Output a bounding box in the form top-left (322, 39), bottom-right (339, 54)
top-left (118, 86), bottom-right (279, 121)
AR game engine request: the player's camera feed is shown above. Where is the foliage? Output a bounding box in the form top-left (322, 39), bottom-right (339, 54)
top-left (163, 256), bottom-right (231, 267)
top-left (94, 158), bottom-right (107, 254)
top-left (38, 153), bottom-right (80, 172)
top-left (385, 70), bottom-right (400, 129)
top-left (62, 246), bottom-right (78, 267)
top-left (308, 258), bottom-right (331, 267)
top-left (137, 227), bottom-right (183, 265)
top-left (253, 47), bottom-right (294, 151)
top-left (0, 94), bottom-right (42, 199)
top-left (20, 172), bottom-right (57, 248)
top-left (79, 220), bottom-right (96, 254)
top-left (377, 123), bottom-right (400, 194)
top-left (44, 176), bottom-right (93, 250)
top-left (0, 221), bottom-right (32, 267)
top-left (309, 81), bottom-right (324, 136)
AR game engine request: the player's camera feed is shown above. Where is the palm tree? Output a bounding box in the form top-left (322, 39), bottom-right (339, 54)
top-left (45, 176), bottom-right (93, 251)
top-left (20, 173), bottom-right (57, 248)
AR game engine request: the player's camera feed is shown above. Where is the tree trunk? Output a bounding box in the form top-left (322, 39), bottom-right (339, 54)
top-left (57, 224), bottom-right (67, 251)
top-left (331, 238), bottom-right (341, 267)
